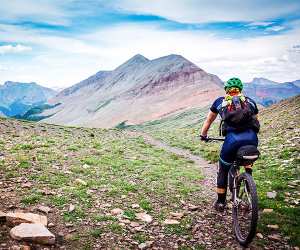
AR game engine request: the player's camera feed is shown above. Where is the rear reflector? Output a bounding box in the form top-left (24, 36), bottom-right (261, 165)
top-left (243, 155), bottom-right (259, 159)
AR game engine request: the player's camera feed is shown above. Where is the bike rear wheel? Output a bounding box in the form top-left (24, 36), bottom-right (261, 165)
top-left (232, 172), bottom-right (258, 247)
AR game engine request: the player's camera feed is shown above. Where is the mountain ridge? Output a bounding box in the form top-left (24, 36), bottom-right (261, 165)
top-left (43, 54), bottom-right (223, 127)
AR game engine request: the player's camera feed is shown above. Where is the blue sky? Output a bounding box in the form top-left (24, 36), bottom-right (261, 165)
top-left (0, 0), bottom-right (299, 88)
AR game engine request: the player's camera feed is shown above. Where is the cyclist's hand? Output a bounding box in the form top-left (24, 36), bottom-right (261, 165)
top-left (200, 135), bottom-right (209, 142)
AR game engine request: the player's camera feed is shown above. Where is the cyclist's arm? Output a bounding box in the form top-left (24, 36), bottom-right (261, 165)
top-left (200, 111), bottom-right (218, 136)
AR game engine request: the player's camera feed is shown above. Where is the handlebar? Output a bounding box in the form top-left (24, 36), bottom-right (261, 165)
top-left (206, 137), bottom-right (225, 142)
top-left (198, 136), bottom-right (225, 142)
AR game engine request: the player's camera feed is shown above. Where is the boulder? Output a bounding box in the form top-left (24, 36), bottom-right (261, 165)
top-left (6, 212), bottom-right (47, 226)
top-left (10, 223), bottom-right (55, 245)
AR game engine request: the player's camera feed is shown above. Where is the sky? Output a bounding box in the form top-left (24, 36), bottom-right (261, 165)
top-left (0, 0), bottom-right (300, 88)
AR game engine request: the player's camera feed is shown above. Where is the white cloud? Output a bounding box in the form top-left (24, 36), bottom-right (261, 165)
top-left (0, 21), bottom-right (299, 87)
top-left (109, 0), bottom-right (300, 23)
top-left (266, 25), bottom-right (286, 32)
top-left (0, 44), bottom-right (32, 54)
top-left (0, 0), bottom-right (70, 25)
top-left (246, 22), bottom-right (274, 27)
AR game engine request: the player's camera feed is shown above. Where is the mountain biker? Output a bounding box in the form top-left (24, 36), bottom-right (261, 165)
top-left (200, 77), bottom-right (260, 212)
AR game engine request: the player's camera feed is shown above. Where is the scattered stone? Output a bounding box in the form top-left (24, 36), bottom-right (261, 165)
top-left (130, 222), bottom-right (140, 227)
top-left (48, 223), bottom-right (55, 228)
top-left (263, 208), bottom-right (273, 213)
top-left (257, 233), bottom-right (264, 239)
top-left (267, 191), bottom-right (277, 199)
top-left (10, 223), bottom-right (55, 245)
top-left (0, 210), bottom-right (6, 222)
top-left (10, 246), bottom-right (21, 250)
top-left (37, 205), bottom-right (51, 214)
top-left (82, 164), bottom-right (90, 169)
top-left (74, 178), bottom-right (87, 186)
top-left (68, 204), bottom-right (75, 213)
top-left (268, 234), bottom-right (281, 241)
top-left (267, 224), bottom-right (279, 230)
top-left (111, 208), bottom-right (123, 215)
top-left (136, 212), bottom-right (153, 223)
top-left (21, 182), bottom-right (33, 188)
top-left (138, 243), bottom-right (147, 249)
top-left (188, 205), bottom-right (200, 211)
top-left (6, 212), bottom-right (47, 226)
top-left (163, 219), bottom-right (180, 225)
top-left (65, 223), bottom-right (73, 228)
top-left (131, 204), bottom-right (140, 209)
top-left (170, 212), bottom-right (184, 219)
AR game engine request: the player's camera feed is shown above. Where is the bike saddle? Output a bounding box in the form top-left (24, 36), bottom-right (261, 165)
top-left (236, 145), bottom-right (260, 165)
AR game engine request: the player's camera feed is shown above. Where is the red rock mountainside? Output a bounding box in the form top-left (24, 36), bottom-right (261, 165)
top-left (43, 54), bottom-right (223, 128)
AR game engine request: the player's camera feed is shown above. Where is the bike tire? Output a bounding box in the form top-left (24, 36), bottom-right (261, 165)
top-left (232, 172), bottom-right (258, 247)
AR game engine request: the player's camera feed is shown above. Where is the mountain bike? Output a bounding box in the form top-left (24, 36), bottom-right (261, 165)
top-left (206, 137), bottom-right (260, 247)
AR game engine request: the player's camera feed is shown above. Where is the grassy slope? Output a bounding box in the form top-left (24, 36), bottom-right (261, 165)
top-left (130, 96), bottom-right (300, 246)
top-left (0, 118), bottom-right (204, 249)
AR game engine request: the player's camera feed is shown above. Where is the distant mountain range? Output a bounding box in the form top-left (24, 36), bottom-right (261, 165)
top-left (0, 81), bottom-right (56, 117)
top-left (243, 78), bottom-right (300, 106)
top-left (1, 55), bottom-right (299, 127)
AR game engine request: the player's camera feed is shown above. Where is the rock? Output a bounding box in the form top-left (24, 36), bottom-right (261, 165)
top-left (68, 204), bottom-right (75, 212)
top-left (82, 164), bottom-right (90, 169)
top-left (138, 243), bottom-right (147, 249)
top-left (0, 210), bottom-right (6, 222)
top-left (131, 204), bottom-right (140, 209)
top-left (170, 212), bottom-right (184, 219)
top-left (74, 178), bottom-right (87, 186)
top-left (262, 208), bottom-right (273, 213)
top-left (188, 205), bottom-right (200, 211)
top-left (21, 182), bottom-right (33, 188)
top-left (10, 223), bottom-right (55, 245)
top-left (130, 222), bottom-right (140, 227)
top-left (111, 208), bottom-right (123, 215)
top-left (136, 212), bottom-right (153, 223)
top-left (257, 233), bottom-right (264, 239)
top-left (138, 241), bottom-right (154, 249)
top-left (266, 191), bottom-right (277, 199)
top-left (268, 234), bottom-right (281, 241)
top-left (163, 219), bottom-right (180, 225)
top-left (48, 223), bottom-right (55, 228)
top-left (10, 246), bottom-right (21, 250)
top-left (6, 212), bottom-right (47, 226)
top-left (37, 206), bottom-right (51, 214)
top-left (267, 224), bottom-right (279, 230)
top-left (65, 223), bottom-right (73, 228)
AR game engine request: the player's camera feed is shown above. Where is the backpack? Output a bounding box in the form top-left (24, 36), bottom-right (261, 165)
top-left (219, 96), bottom-right (260, 136)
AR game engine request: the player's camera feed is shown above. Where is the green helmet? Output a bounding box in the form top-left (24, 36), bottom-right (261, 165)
top-left (224, 77), bottom-right (243, 91)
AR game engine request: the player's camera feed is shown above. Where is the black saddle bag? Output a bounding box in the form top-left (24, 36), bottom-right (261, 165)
top-left (236, 145), bottom-right (260, 166)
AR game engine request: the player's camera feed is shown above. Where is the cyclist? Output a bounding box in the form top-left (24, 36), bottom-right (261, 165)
top-left (200, 77), bottom-right (260, 211)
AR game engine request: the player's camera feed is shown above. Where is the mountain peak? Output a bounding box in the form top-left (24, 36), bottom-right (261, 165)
top-left (251, 77), bottom-right (277, 85)
top-left (116, 54), bottom-right (149, 70)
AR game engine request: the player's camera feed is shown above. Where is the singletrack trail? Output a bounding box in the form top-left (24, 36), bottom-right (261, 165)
top-left (126, 131), bottom-right (292, 250)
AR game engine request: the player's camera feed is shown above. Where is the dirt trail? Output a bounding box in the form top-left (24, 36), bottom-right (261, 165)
top-left (127, 131), bottom-right (292, 250)
top-left (127, 131), bottom-right (217, 191)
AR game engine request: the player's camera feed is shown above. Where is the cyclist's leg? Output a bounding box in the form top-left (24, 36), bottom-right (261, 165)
top-left (217, 134), bottom-right (236, 204)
